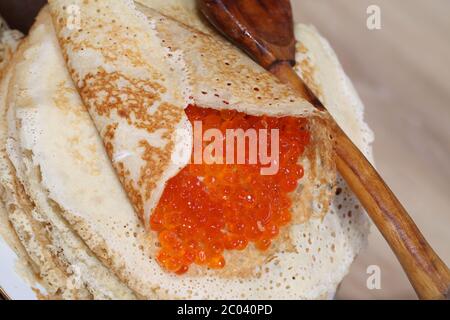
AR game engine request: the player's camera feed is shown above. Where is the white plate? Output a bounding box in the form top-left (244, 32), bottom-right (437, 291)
top-left (0, 237), bottom-right (40, 300)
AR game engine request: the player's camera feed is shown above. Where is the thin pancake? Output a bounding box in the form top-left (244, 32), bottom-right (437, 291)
top-left (0, 16), bottom-right (43, 297)
top-left (45, 2), bottom-right (370, 297)
top-left (47, 0), bottom-right (338, 276)
top-left (49, 0), bottom-right (333, 229)
top-left (2, 9), bottom-right (137, 300)
top-left (134, 4), bottom-right (336, 224)
top-left (0, 37), bottom-right (90, 299)
top-left (0, 0), bottom-right (371, 299)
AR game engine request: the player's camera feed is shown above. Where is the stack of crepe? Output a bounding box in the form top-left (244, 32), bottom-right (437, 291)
top-left (0, 0), bottom-right (373, 300)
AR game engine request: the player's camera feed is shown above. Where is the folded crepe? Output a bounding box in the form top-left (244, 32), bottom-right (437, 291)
top-left (0, 0), bottom-right (371, 299)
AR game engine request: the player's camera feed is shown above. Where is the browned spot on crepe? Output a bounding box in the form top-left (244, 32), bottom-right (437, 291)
top-left (103, 123), bottom-right (118, 159)
top-left (295, 43), bottom-right (324, 101)
top-left (80, 69), bottom-right (166, 129)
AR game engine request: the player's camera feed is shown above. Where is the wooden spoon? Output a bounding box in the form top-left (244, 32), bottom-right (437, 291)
top-left (198, 0), bottom-right (450, 300)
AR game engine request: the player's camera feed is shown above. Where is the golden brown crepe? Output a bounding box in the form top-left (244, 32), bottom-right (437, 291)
top-left (49, 0), bottom-right (336, 226)
top-left (0, 0), bottom-right (371, 299)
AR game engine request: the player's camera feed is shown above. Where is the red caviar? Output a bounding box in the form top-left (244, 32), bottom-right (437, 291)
top-left (150, 105), bottom-right (310, 274)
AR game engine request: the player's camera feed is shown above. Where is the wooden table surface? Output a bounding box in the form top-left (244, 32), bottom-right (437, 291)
top-left (292, 0), bottom-right (450, 299)
top-left (1, 0), bottom-right (449, 300)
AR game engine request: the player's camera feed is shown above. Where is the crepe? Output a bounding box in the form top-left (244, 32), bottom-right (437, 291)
top-left (132, 0), bottom-right (372, 297)
top-left (1, 36), bottom-right (80, 299)
top-left (0, 20), bottom-right (47, 298)
top-left (1, 10), bottom-right (137, 300)
top-left (134, 0), bottom-right (374, 158)
top-left (49, 0), bottom-right (338, 227)
top-left (0, 0), bottom-right (371, 299)
top-left (1, 17), bottom-right (72, 299)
